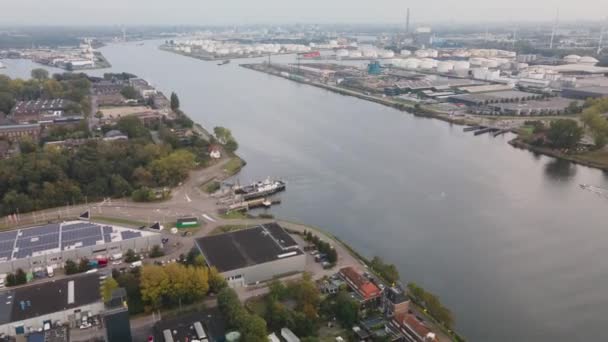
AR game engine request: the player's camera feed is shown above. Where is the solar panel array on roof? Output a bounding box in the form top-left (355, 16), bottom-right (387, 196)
top-left (120, 231), bottom-right (142, 240)
top-left (0, 222), bottom-right (153, 262)
top-left (61, 223), bottom-right (103, 249)
top-left (14, 225), bottom-right (60, 259)
top-left (0, 231), bottom-right (17, 261)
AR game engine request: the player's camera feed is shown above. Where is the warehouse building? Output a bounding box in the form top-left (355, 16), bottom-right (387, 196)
top-left (0, 220), bottom-right (162, 274)
top-left (195, 223), bottom-right (306, 287)
top-left (0, 273), bottom-right (104, 336)
top-left (562, 86), bottom-right (608, 99)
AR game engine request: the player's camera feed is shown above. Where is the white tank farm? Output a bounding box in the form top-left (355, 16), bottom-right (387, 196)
top-left (400, 49), bottom-right (412, 57)
top-left (414, 50), bottom-right (429, 58)
top-left (348, 50), bottom-right (363, 58)
top-left (362, 49), bottom-right (378, 58)
top-left (453, 61), bottom-right (471, 70)
top-left (420, 59), bottom-right (436, 70)
top-left (563, 55), bottom-right (581, 64)
top-left (437, 61), bottom-right (454, 73)
top-left (336, 49), bottom-right (349, 57)
top-left (472, 67), bottom-right (489, 79)
top-left (404, 58), bottom-right (421, 69)
top-left (380, 50), bottom-right (395, 58)
top-left (579, 56), bottom-right (599, 65)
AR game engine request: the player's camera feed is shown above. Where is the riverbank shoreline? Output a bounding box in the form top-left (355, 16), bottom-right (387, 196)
top-left (509, 138), bottom-right (608, 171)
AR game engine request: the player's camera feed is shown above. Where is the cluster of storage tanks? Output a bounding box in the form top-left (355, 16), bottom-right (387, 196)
top-left (335, 47), bottom-right (395, 59)
top-left (173, 40), bottom-right (312, 56)
top-left (562, 55), bottom-right (599, 65)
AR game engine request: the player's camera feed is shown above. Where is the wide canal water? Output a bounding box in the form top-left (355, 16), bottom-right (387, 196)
top-left (4, 41), bottom-right (608, 341)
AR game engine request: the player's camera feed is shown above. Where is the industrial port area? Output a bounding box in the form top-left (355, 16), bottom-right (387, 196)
top-left (1, 5), bottom-right (608, 341)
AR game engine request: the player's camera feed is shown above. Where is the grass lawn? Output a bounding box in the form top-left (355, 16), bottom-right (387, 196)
top-left (224, 157), bottom-right (245, 175)
top-left (209, 224), bottom-right (250, 236)
top-left (219, 211), bottom-right (248, 219)
top-left (574, 148), bottom-right (608, 167)
top-left (93, 216), bottom-right (147, 228)
top-left (202, 180), bottom-right (221, 193)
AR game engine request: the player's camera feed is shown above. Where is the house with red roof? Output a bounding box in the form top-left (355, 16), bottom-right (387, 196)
top-left (339, 267), bottom-right (383, 309)
top-left (390, 313), bottom-right (440, 342)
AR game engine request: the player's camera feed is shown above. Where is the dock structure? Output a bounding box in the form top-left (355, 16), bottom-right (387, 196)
top-left (226, 198), bottom-right (280, 212)
top-left (463, 125), bottom-right (482, 132)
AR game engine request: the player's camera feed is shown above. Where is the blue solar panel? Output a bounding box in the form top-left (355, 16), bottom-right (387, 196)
top-left (19, 224), bottom-right (59, 237)
top-left (121, 231), bottom-right (142, 240)
top-left (0, 240), bottom-right (13, 260)
top-left (102, 226), bottom-right (113, 234)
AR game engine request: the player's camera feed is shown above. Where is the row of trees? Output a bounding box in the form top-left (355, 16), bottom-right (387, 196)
top-left (140, 263), bottom-right (210, 309)
top-left (369, 256), bottom-right (401, 284)
top-left (64, 258), bottom-right (94, 275)
top-left (581, 98), bottom-right (608, 148)
top-left (303, 230), bottom-right (337, 264)
top-left (218, 287), bottom-right (268, 342)
top-left (407, 282), bottom-right (454, 329)
top-left (4, 268), bottom-right (27, 286)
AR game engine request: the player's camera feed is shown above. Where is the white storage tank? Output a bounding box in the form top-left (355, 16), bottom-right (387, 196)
top-left (380, 50), bottom-right (395, 58)
top-left (437, 61), bottom-right (454, 73)
top-left (405, 58), bottom-right (421, 69)
top-left (454, 61), bottom-right (471, 70)
top-left (414, 50), bottom-right (429, 58)
top-left (472, 67), bottom-right (489, 80)
top-left (579, 56), bottom-right (599, 65)
top-left (336, 49), bottom-right (349, 57)
top-left (400, 49), bottom-right (412, 57)
top-left (563, 55), bottom-right (581, 64)
top-left (420, 59), bottom-right (435, 70)
top-left (349, 50), bottom-right (362, 58)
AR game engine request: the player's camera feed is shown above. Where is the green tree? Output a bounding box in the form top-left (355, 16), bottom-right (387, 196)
top-left (64, 260), bottom-right (79, 275)
top-left (333, 291), bottom-right (359, 328)
top-left (124, 249), bottom-right (140, 262)
top-left (120, 86), bottom-right (139, 99)
top-left (140, 264), bottom-right (170, 309)
top-left (149, 245), bottom-right (164, 258)
top-left (170, 92), bottom-right (180, 111)
top-left (208, 267), bottom-right (227, 293)
top-left (78, 258), bottom-right (91, 272)
top-left (110, 174), bottom-right (132, 197)
top-left (19, 137), bottom-right (37, 154)
top-left (0, 91), bottom-right (16, 114)
top-left (14, 268), bottom-right (27, 285)
top-left (547, 119), bottom-right (583, 149)
top-left (101, 277), bottom-right (119, 302)
top-left (225, 138), bottom-right (239, 153)
top-left (31, 68), bottom-right (49, 81)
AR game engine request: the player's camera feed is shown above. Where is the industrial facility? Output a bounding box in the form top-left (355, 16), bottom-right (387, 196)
top-left (0, 220), bottom-right (162, 274)
top-left (0, 273), bottom-right (104, 336)
top-left (195, 223), bottom-right (306, 287)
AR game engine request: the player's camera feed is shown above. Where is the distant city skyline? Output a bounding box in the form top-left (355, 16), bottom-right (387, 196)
top-left (1, 0), bottom-right (608, 26)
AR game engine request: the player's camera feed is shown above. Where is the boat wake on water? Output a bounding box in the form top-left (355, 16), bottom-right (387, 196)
top-left (579, 184), bottom-right (608, 199)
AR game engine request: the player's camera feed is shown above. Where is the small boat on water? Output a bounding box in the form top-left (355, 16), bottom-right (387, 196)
top-left (234, 178), bottom-right (286, 200)
top-left (218, 60), bottom-right (231, 66)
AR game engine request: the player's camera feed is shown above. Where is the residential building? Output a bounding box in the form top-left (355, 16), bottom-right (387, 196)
top-left (0, 124), bottom-right (41, 142)
top-left (339, 267), bottom-right (383, 309)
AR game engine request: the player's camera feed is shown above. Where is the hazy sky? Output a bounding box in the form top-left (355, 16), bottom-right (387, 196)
top-left (2, 0), bottom-right (608, 25)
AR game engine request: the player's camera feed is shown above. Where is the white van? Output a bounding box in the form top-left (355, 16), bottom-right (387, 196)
top-left (130, 261), bottom-right (143, 268)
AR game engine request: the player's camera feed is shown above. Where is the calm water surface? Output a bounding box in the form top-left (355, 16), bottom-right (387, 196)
top-left (4, 42), bottom-right (608, 341)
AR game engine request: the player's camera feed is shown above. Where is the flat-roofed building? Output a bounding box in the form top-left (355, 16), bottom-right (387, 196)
top-left (0, 220), bottom-right (162, 274)
top-left (562, 86), bottom-right (608, 99)
top-left (0, 273), bottom-right (104, 336)
top-left (195, 223), bottom-right (306, 287)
